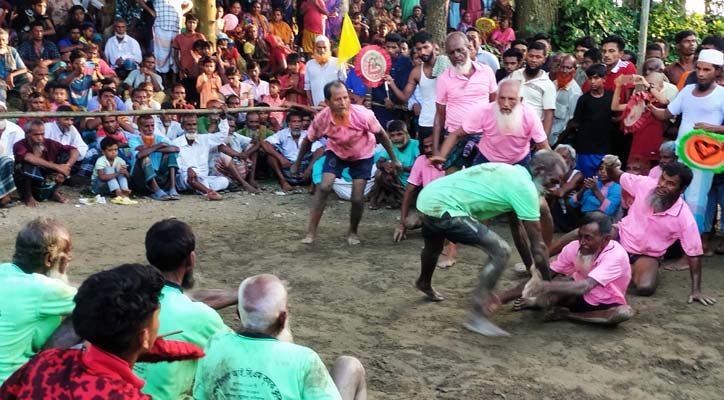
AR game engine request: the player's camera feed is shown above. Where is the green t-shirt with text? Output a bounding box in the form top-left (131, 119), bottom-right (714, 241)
top-left (193, 332), bottom-right (342, 400)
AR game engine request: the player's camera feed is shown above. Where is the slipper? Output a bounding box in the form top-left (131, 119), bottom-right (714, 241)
top-left (166, 189), bottom-right (181, 200)
top-left (0, 201), bottom-right (16, 209)
top-left (111, 196), bottom-right (138, 205)
top-left (150, 190), bottom-right (171, 201)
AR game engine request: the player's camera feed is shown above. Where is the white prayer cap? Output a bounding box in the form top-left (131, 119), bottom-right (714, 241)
top-left (315, 35), bottom-right (330, 44)
top-left (697, 49), bottom-right (724, 66)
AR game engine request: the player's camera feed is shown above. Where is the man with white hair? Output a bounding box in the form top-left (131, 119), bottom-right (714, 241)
top-left (304, 35), bottom-right (346, 106)
top-left (432, 32), bottom-right (497, 169)
top-left (648, 48), bottom-right (724, 234)
top-left (194, 274), bottom-right (368, 400)
top-left (0, 218), bottom-right (76, 384)
top-left (436, 79), bottom-right (550, 167)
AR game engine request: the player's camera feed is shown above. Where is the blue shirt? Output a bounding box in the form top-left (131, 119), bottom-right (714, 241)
top-left (127, 133), bottom-right (171, 171)
top-left (570, 180), bottom-right (622, 215)
top-left (58, 72), bottom-right (93, 108)
top-left (371, 55), bottom-right (413, 103)
top-left (345, 67), bottom-right (368, 102)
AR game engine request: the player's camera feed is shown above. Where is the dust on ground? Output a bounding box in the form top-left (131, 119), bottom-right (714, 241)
top-left (1, 187), bottom-right (723, 399)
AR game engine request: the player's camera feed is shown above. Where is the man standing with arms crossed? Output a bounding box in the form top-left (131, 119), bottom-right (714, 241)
top-left (292, 81), bottom-right (401, 245)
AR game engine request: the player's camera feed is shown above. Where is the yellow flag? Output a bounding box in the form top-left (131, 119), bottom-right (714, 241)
top-left (338, 14), bottom-right (361, 66)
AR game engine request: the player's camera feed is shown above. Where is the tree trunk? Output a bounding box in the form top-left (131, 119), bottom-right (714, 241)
top-left (194, 0), bottom-right (217, 46)
top-left (427, 0), bottom-right (450, 50)
top-left (514, 0), bottom-right (558, 38)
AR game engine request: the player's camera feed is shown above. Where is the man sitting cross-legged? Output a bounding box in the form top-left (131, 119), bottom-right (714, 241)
top-left (173, 115), bottom-right (230, 201)
top-left (128, 115), bottom-right (180, 201)
top-left (13, 119), bottom-right (79, 206)
top-left (262, 111), bottom-right (325, 191)
top-left (193, 274), bottom-right (367, 400)
top-left (513, 211), bottom-right (634, 326)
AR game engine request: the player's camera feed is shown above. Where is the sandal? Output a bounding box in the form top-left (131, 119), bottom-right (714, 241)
top-left (166, 189), bottom-right (181, 200)
top-left (150, 190), bottom-right (171, 201)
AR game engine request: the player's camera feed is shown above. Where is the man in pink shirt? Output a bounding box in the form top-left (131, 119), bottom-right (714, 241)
top-left (551, 162), bottom-right (716, 305)
top-left (519, 212), bottom-right (634, 325)
top-left (432, 32), bottom-right (497, 171)
top-left (293, 81), bottom-right (401, 245)
top-left (436, 79), bottom-right (550, 167)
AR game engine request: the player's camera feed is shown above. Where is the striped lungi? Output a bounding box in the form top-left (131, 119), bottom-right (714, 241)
top-left (0, 156), bottom-right (14, 197)
top-left (153, 26), bottom-right (177, 73)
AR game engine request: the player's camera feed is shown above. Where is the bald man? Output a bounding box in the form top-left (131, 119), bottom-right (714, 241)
top-left (194, 274), bottom-right (367, 400)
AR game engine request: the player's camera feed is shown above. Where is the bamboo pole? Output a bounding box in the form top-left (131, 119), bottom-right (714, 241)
top-left (1, 107), bottom-right (293, 120)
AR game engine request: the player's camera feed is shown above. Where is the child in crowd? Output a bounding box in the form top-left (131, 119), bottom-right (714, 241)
top-left (262, 79), bottom-right (285, 129)
top-left (92, 137), bottom-right (137, 205)
top-left (196, 56), bottom-right (223, 108)
top-left (369, 120), bottom-right (419, 210)
top-left (569, 154), bottom-right (622, 218)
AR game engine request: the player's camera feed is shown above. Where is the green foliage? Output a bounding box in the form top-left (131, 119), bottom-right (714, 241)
top-left (552, 0), bottom-right (639, 53)
top-left (551, 0), bottom-right (724, 54)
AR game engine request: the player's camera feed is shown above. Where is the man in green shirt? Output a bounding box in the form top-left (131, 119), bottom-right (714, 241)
top-left (133, 219), bottom-right (236, 399)
top-left (417, 150), bottom-right (567, 337)
top-left (194, 274), bottom-right (367, 400)
top-left (0, 217), bottom-right (77, 384)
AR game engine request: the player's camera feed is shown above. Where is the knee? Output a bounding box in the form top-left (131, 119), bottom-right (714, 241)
top-left (491, 238), bottom-right (512, 264)
top-left (350, 193), bottom-right (364, 206)
top-left (635, 284), bottom-right (656, 297)
top-left (318, 183), bottom-right (333, 195)
top-left (333, 356), bottom-right (365, 380)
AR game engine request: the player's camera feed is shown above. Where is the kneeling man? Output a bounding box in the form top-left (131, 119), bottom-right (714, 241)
top-left (521, 212), bottom-right (634, 325)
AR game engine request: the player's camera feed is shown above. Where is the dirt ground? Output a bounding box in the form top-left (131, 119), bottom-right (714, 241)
top-left (1, 186), bottom-right (724, 399)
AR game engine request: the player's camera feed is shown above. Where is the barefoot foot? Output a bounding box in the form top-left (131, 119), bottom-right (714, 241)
top-left (436, 253), bottom-right (456, 269)
top-left (347, 234), bottom-right (361, 245)
top-left (301, 234), bottom-right (315, 244)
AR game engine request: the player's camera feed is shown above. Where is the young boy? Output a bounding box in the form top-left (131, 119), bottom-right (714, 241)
top-left (92, 137), bottom-right (137, 205)
top-left (196, 56), bottom-right (222, 109)
top-left (369, 120), bottom-right (419, 209)
top-left (278, 53), bottom-right (307, 105)
top-left (569, 63), bottom-right (614, 178)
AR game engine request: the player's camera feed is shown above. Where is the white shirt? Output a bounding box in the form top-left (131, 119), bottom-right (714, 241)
top-left (173, 132), bottom-right (227, 177)
top-left (551, 80), bottom-right (582, 141)
top-left (304, 57), bottom-right (347, 106)
top-left (154, 119), bottom-right (185, 140)
top-left (104, 34), bottom-right (143, 69)
top-left (506, 69), bottom-right (557, 120)
top-left (242, 79), bottom-right (270, 102)
top-left (124, 98), bottom-right (161, 111)
top-left (668, 84), bottom-right (724, 142)
top-left (124, 69), bottom-right (165, 91)
top-left (0, 121), bottom-right (25, 159)
top-left (476, 48), bottom-right (500, 73)
top-left (264, 128), bottom-right (323, 162)
top-left (44, 122), bottom-right (88, 159)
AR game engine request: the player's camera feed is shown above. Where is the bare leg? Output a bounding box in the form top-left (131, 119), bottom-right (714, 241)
top-left (631, 256), bottom-right (659, 296)
top-left (348, 179), bottom-right (367, 245)
top-left (437, 240), bottom-right (457, 269)
top-left (168, 167), bottom-right (177, 191)
top-left (247, 152), bottom-right (260, 188)
top-left (20, 177), bottom-right (39, 207)
top-left (417, 232), bottom-right (446, 301)
top-left (221, 159), bottom-right (258, 193)
top-left (464, 229), bottom-right (512, 337)
top-left (332, 356), bottom-right (367, 400)
top-left (187, 175), bottom-right (222, 201)
top-left (303, 172), bottom-right (336, 244)
top-left (539, 196), bottom-right (554, 247)
top-left (266, 155), bottom-right (293, 191)
top-left (566, 305), bottom-right (635, 325)
top-left (50, 176), bottom-right (67, 204)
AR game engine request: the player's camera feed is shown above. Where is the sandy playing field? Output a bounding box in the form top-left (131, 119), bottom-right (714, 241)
top-left (1, 187), bottom-right (723, 399)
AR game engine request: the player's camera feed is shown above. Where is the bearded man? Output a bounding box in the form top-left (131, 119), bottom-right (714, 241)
top-left (133, 219), bottom-right (234, 399)
top-left (292, 80), bottom-right (402, 245)
top-left (437, 79), bottom-right (550, 167)
top-left (516, 212), bottom-right (634, 326)
top-left (419, 150), bottom-right (567, 336)
top-left (552, 162), bottom-right (716, 305)
top-left (173, 115), bottom-right (229, 201)
top-left (551, 54), bottom-right (582, 144)
top-left (14, 119), bottom-right (79, 206)
top-left (504, 41), bottom-right (557, 137)
top-left (648, 49), bottom-right (724, 235)
top-left (0, 218), bottom-right (76, 385)
top-left (432, 32), bottom-right (497, 171)
top-left (304, 35), bottom-right (346, 107)
top-left (128, 115), bottom-right (180, 201)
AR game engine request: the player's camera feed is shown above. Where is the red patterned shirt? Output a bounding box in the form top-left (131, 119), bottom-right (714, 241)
top-left (0, 344), bottom-right (150, 399)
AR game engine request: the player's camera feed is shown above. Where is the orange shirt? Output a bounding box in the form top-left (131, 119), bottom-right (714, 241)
top-left (269, 21), bottom-right (293, 45)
